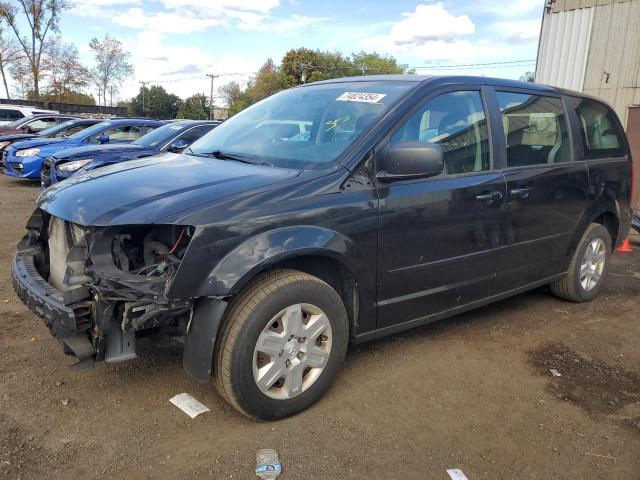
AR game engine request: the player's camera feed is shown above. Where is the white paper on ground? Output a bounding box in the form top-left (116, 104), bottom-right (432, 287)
top-left (446, 469), bottom-right (470, 480)
top-left (169, 393), bottom-right (210, 418)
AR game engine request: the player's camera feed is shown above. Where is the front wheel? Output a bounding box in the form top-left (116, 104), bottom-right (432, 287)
top-left (213, 269), bottom-right (349, 420)
top-left (550, 223), bottom-right (611, 302)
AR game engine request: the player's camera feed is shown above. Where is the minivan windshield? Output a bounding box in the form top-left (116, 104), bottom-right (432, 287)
top-left (189, 81), bottom-right (413, 169)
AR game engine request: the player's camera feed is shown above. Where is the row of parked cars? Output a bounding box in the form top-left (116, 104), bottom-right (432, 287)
top-left (0, 112), bottom-right (220, 185)
top-left (8, 76), bottom-right (636, 421)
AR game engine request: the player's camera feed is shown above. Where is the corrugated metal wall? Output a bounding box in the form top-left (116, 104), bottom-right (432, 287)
top-left (536, 8), bottom-right (594, 91)
top-left (581, 0), bottom-right (640, 126)
top-left (537, 0), bottom-right (640, 127)
top-left (551, 0), bottom-right (633, 13)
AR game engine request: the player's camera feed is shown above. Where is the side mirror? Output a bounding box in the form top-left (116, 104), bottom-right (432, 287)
top-left (167, 139), bottom-right (189, 153)
top-left (98, 134), bottom-right (110, 144)
top-left (377, 141), bottom-right (444, 181)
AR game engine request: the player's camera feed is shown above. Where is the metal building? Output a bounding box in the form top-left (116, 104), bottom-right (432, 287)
top-left (536, 0), bottom-right (640, 209)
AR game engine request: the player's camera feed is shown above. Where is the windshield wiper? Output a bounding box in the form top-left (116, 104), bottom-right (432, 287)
top-left (210, 150), bottom-right (269, 166)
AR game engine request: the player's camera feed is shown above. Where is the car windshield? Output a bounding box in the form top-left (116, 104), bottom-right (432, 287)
top-left (4, 116), bottom-right (30, 128)
top-left (189, 81), bottom-right (414, 169)
top-left (134, 122), bottom-right (185, 147)
top-left (68, 121), bottom-right (111, 140)
top-left (36, 120), bottom-right (77, 137)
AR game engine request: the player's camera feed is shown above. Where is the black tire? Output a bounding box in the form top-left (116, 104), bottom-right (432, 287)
top-left (213, 269), bottom-right (349, 420)
top-left (550, 223), bottom-right (612, 302)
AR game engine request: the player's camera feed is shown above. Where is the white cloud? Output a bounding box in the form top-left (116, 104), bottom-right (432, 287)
top-left (495, 19), bottom-right (542, 45)
top-left (112, 7), bottom-right (222, 34)
top-left (71, 0), bottom-right (322, 35)
top-left (364, 3), bottom-right (477, 63)
top-left (387, 3), bottom-right (474, 45)
top-left (113, 31), bottom-right (257, 101)
top-left (471, 0), bottom-right (545, 18)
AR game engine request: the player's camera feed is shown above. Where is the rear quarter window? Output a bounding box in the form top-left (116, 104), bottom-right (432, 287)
top-left (571, 98), bottom-right (625, 158)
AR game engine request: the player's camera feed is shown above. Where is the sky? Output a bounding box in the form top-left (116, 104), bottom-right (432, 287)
top-left (56, 0), bottom-right (546, 105)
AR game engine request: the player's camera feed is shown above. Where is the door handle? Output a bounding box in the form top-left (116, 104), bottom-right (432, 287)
top-left (510, 187), bottom-right (533, 199)
top-left (475, 191), bottom-right (503, 204)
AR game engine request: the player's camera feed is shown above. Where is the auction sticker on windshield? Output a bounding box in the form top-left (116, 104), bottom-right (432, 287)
top-left (336, 92), bottom-right (386, 103)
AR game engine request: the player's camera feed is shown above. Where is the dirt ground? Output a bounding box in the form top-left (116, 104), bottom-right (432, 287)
top-left (1, 174), bottom-right (639, 480)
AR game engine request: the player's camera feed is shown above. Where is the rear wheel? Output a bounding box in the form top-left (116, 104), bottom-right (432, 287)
top-left (550, 223), bottom-right (611, 302)
top-left (214, 269), bottom-right (349, 420)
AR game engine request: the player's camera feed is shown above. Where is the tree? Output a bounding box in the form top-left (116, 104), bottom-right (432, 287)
top-left (0, 26), bottom-right (21, 98)
top-left (0, 0), bottom-right (71, 100)
top-left (177, 93), bottom-right (208, 119)
top-left (519, 71), bottom-right (535, 82)
top-left (129, 85), bottom-right (181, 119)
top-left (350, 51), bottom-right (407, 75)
top-left (28, 89), bottom-right (95, 105)
top-left (245, 58), bottom-right (288, 104)
top-left (220, 49), bottom-right (411, 116)
top-left (9, 55), bottom-right (30, 98)
top-left (218, 80), bottom-right (251, 116)
top-left (281, 48), bottom-right (357, 85)
top-left (41, 38), bottom-right (90, 102)
top-left (89, 35), bottom-right (134, 106)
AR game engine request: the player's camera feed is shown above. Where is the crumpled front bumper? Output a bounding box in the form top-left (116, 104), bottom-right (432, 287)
top-left (12, 249), bottom-right (95, 365)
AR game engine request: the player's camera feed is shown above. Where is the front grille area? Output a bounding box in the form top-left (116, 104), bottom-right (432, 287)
top-left (47, 217), bottom-right (85, 291)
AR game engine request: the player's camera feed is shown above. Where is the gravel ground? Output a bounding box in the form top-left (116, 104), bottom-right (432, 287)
top-left (0, 174), bottom-right (639, 479)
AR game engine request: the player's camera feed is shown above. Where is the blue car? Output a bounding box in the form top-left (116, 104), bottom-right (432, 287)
top-left (41, 120), bottom-right (220, 187)
top-left (3, 118), bottom-right (165, 179)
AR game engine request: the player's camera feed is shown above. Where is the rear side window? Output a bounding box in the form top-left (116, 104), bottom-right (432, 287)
top-left (497, 92), bottom-right (570, 167)
top-left (175, 125), bottom-right (215, 145)
top-left (390, 90), bottom-right (490, 175)
top-left (572, 98), bottom-right (625, 158)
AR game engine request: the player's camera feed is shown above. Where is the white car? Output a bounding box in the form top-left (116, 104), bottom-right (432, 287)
top-left (0, 104), bottom-right (58, 125)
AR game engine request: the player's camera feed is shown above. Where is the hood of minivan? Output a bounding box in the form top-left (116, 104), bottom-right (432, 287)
top-left (38, 152), bottom-right (302, 226)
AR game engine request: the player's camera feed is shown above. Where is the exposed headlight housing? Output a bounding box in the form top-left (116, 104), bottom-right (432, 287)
top-left (0, 141), bottom-right (10, 149)
top-left (58, 159), bottom-right (92, 172)
top-left (16, 148), bottom-right (40, 157)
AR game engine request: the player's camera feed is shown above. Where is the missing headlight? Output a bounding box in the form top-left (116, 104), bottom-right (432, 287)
top-left (111, 225), bottom-right (193, 279)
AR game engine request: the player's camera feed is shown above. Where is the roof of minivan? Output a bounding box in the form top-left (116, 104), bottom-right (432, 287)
top-left (307, 75), bottom-right (582, 97)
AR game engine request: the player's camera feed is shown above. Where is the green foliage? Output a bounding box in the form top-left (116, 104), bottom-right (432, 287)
top-left (129, 85), bottom-right (181, 119)
top-left (519, 71), bottom-right (536, 83)
top-left (245, 58), bottom-right (289, 104)
top-left (218, 48), bottom-right (410, 116)
top-left (177, 93), bottom-right (209, 119)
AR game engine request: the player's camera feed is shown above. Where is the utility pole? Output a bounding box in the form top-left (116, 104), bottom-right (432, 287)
top-left (206, 74), bottom-right (218, 120)
top-left (139, 81), bottom-right (149, 116)
top-left (109, 86), bottom-right (114, 107)
top-left (300, 63), bottom-right (308, 84)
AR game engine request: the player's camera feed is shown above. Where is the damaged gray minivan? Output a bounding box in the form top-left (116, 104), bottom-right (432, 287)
top-left (13, 75), bottom-right (632, 419)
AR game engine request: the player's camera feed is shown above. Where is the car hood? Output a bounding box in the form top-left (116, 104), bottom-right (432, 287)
top-left (38, 152), bottom-right (303, 226)
top-left (52, 143), bottom-right (157, 163)
top-left (11, 137), bottom-right (68, 151)
top-left (0, 133), bottom-right (35, 142)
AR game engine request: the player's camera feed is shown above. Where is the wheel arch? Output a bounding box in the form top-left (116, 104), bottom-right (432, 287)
top-left (569, 202), bottom-right (621, 261)
top-left (203, 226), bottom-right (375, 340)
